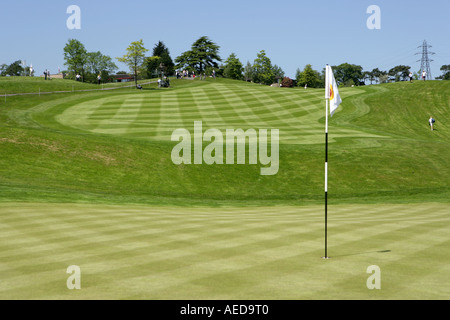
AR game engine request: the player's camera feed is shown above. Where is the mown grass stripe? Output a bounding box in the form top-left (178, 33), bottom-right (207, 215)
top-left (52, 80), bottom-right (390, 145)
top-left (1, 203), bottom-right (448, 299)
top-left (189, 88), bottom-right (226, 128)
top-left (214, 85), bottom-right (272, 128)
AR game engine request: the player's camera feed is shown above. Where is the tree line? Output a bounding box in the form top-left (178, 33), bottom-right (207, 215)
top-left (112, 36), bottom-right (450, 87)
top-left (0, 61), bottom-right (34, 77)
top-left (2, 36), bottom-right (449, 85)
top-left (62, 39), bottom-right (118, 83)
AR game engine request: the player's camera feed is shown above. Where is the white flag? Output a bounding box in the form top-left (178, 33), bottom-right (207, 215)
top-left (326, 65), bottom-right (342, 116)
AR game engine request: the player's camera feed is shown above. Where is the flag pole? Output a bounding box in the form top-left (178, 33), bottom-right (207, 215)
top-left (322, 64), bottom-right (342, 259)
top-left (324, 65), bottom-right (330, 259)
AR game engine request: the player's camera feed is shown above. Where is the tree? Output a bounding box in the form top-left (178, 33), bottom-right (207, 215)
top-left (332, 63), bottom-right (363, 86)
top-left (152, 41), bottom-right (167, 57)
top-left (117, 39), bottom-right (149, 87)
top-left (362, 71), bottom-right (371, 85)
top-left (388, 65), bottom-right (410, 82)
top-left (379, 71), bottom-right (389, 84)
top-left (5, 60), bottom-right (24, 76)
top-left (86, 52), bottom-right (117, 75)
top-left (145, 56), bottom-right (161, 79)
top-left (371, 68), bottom-right (383, 84)
top-left (272, 64), bottom-right (285, 81)
top-left (250, 50), bottom-right (285, 85)
top-left (296, 64), bottom-right (322, 88)
top-left (252, 50), bottom-right (275, 85)
top-left (175, 51), bottom-right (195, 73)
top-left (243, 61), bottom-right (254, 82)
top-left (145, 41), bottom-right (175, 79)
top-left (0, 64), bottom-right (9, 76)
top-left (365, 70), bottom-right (376, 85)
top-left (64, 39), bottom-right (118, 83)
top-left (175, 36), bottom-right (221, 75)
top-left (436, 65), bottom-right (450, 80)
top-left (153, 41), bottom-right (175, 76)
top-left (63, 39), bottom-right (88, 79)
top-left (223, 53), bottom-right (244, 80)
top-left (85, 51), bottom-right (118, 83)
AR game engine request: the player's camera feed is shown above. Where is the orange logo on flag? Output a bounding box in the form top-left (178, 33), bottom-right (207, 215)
top-left (329, 85), bottom-right (334, 100)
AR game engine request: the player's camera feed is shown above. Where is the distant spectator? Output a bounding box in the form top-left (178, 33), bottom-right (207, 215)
top-left (429, 116), bottom-right (435, 131)
top-left (422, 70), bottom-right (427, 81)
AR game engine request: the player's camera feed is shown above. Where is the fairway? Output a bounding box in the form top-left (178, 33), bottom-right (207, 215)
top-left (55, 81), bottom-right (385, 145)
top-left (1, 202), bottom-right (448, 299)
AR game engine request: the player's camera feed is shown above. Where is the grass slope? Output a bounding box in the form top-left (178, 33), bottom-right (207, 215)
top-left (0, 76), bottom-right (155, 95)
top-left (0, 77), bottom-right (448, 205)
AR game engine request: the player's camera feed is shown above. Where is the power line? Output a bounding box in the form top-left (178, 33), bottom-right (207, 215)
top-left (416, 40), bottom-right (435, 80)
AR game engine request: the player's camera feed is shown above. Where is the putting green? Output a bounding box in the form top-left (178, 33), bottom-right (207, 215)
top-left (0, 202), bottom-right (448, 299)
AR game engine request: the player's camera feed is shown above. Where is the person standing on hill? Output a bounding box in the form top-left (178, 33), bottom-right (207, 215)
top-left (409, 72), bottom-right (413, 82)
top-left (422, 70), bottom-right (427, 81)
top-left (429, 116), bottom-right (435, 131)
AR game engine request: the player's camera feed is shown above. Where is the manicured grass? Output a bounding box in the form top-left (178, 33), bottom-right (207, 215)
top-left (0, 76), bottom-right (156, 95)
top-left (0, 202), bottom-right (448, 299)
top-left (0, 78), bottom-right (448, 300)
top-left (0, 78), bottom-right (448, 205)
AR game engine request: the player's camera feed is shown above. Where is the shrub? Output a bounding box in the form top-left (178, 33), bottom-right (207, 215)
top-left (281, 77), bottom-right (294, 87)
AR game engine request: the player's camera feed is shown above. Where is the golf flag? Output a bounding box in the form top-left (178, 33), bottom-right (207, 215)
top-left (323, 64), bottom-right (342, 259)
top-left (326, 65), bottom-right (342, 116)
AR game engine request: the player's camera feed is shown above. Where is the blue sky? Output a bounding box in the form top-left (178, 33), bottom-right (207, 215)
top-left (1, 0), bottom-right (449, 78)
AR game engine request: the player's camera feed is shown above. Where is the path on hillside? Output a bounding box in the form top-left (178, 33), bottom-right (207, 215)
top-left (0, 80), bottom-right (158, 98)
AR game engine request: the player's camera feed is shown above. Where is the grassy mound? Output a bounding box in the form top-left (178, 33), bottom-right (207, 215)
top-left (0, 77), bottom-right (448, 206)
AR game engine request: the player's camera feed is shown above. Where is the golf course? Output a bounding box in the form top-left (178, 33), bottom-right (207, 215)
top-left (0, 76), bottom-right (449, 299)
